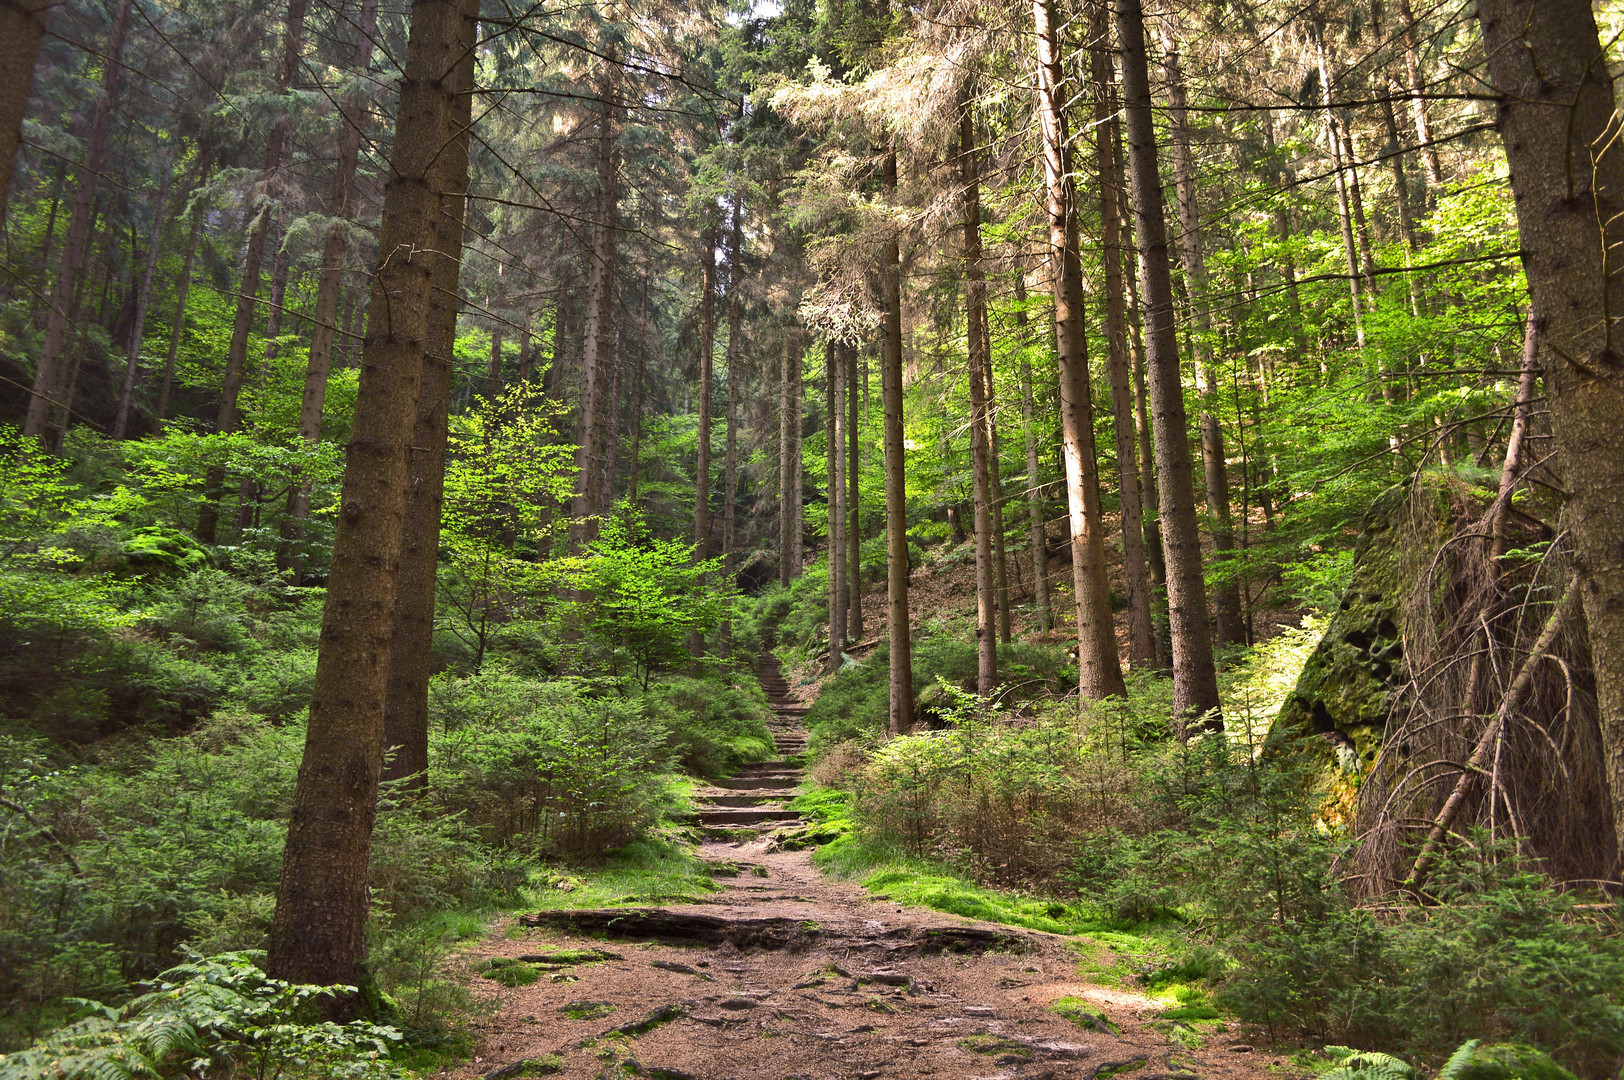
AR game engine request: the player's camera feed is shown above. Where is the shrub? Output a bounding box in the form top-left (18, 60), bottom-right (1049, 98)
top-left (0, 952), bottom-right (404, 1080)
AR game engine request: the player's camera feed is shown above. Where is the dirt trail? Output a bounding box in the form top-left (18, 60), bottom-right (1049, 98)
top-left (450, 658), bottom-right (1292, 1080)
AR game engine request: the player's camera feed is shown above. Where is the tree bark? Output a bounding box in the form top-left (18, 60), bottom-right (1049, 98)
top-left (961, 100), bottom-right (997, 697)
top-left (828, 339), bottom-right (846, 673)
top-left (1161, 19), bottom-right (1243, 648)
top-left (1014, 274), bottom-right (1052, 633)
top-left (1477, 0), bottom-right (1624, 861)
top-left (379, 13), bottom-right (472, 791)
top-left (881, 147), bottom-right (914, 732)
top-left (847, 343), bottom-right (863, 640)
top-left (574, 58), bottom-right (619, 548)
top-left (198, 0), bottom-right (308, 542)
top-left (0, 0), bottom-right (49, 219)
top-left (113, 152), bottom-right (178, 439)
top-left (1036, 0), bottom-right (1126, 701)
top-left (1115, 0), bottom-right (1220, 721)
top-left (1091, 19), bottom-right (1155, 667)
top-left (781, 332), bottom-right (795, 587)
top-left (1315, 33), bottom-right (1367, 357)
top-left (156, 159), bottom-right (211, 431)
top-left (23, 0), bottom-right (132, 444)
top-left (1395, 0), bottom-right (1443, 189)
top-left (268, 0), bottom-right (473, 995)
top-left (724, 196), bottom-right (743, 584)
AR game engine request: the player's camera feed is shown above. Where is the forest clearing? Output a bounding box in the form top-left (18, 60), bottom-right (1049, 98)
top-left (0, 0), bottom-right (1621, 1077)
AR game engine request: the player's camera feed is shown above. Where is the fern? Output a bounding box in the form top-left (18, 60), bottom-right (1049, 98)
top-left (0, 953), bottom-right (403, 1080)
top-left (1438, 1040), bottom-right (1484, 1080)
top-left (1321, 1049), bottom-right (1418, 1080)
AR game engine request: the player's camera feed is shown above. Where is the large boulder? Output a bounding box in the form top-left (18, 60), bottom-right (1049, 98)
top-left (1447, 1043), bottom-right (1577, 1080)
top-left (1271, 481), bottom-right (1435, 776)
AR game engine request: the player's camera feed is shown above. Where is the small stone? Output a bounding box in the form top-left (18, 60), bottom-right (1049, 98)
top-left (719, 997), bottom-right (759, 1010)
top-left (1229, 1044), bottom-right (1254, 1053)
top-left (963, 1006), bottom-right (996, 1017)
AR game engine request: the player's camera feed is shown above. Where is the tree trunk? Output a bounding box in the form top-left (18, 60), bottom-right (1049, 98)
top-left (379, 22), bottom-right (471, 789)
top-left (961, 101), bottom-right (998, 697)
top-left (23, 0), bottom-right (132, 444)
top-left (268, 0), bottom-right (474, 996)
top-left (1316, 34), bottom-right (1367, 357)
top-left (692, 234), bottom-right (717, 560)
top-left (980, 320), bottom-right (1010, 645)
top-left (0, 0), bottom-right (49, 219)
top-left (156, 158), bottom-right (210, 431)
top-left (1014, 274), bottom-right (1052, 633)
top-left (1036, 0), bottom-right (1126, 701)
top-left (827, 340), bottom-right (846, 673)
top-left (198, 0), bottom-right (308, 542)
top-left (1115, 0), bottom-right (1220, 722)
top-left (1396, 0), bottom-right (1443, 189)
top-left (113, 151), bottom-right (178, 439)
top-left (791, 336), bottom-right (804, 580)
top-left (881, 147), bottom-right (914, 733)
top-left (1090, 30), bottom-right (1155, 667)
top-left (1161, 20), bottom-right (1243, 648)
top-left (574, 60), bottom-right (619, 548)
top-left (848, 344), bottom-right (863, 640)
top-left (1476, 0), bottom-right (1624, 865)
top-left (780, 332), bottom-right (795, 587)
top-left (724, 196), bottom-right (743, 584)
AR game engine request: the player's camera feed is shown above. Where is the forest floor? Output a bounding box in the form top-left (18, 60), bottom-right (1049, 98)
top-left (446, 839), bottom-right (1299, 1080)
top-left (444, 654), bottom-right (1300, 1080)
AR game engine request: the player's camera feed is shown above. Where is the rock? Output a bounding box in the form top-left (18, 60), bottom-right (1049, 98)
top-left (718, 997), bottom-right (758, 1010)
top-left (1228, 1044), bottom-right (1254, 1052)
top-left (483, 1055), bottom-right (563, 1079)
top-left (1447, 1042), bottom-right (1578, 1080)
top-left (1271, 480), bottom-right (1440, 780)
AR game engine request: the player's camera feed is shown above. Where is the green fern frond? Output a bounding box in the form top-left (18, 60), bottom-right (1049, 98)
top-left (1438, 1039), bottom-right (1483, 1080)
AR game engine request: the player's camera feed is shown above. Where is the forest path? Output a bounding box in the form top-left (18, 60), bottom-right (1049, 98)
top-left (448, 658), bottom-right (1287, 1080)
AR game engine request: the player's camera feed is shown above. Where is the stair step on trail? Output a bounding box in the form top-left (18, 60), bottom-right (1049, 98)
top-left (691, 652), bottom-right (813, 838)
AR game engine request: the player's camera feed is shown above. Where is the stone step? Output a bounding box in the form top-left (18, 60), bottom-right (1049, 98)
top-left (698, 809), bottom-right (804, 826)
top-left (714, 776), bottom-right (799, 790)
top-left (737, 761), bottom-right (802, 774)
top-left (697, 793), bottom-right (784, 807)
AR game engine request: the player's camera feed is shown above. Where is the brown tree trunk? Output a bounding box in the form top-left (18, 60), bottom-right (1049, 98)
top-left (574, 60), bottom-right (619, 549)
top-left (1477, 0), bottom-right (1624, 863)
top-left (113, 152), bottom-right (178, 439)
top-left (1396, 0), bottom-right (1443, 189)
top-left (961, 101), bottom-right (998, 697)
top-left (1316, 34), bottom-right (1367, 357)
top-left (1092, 20), bottom-right (1155, 667)
top-left (0, 0), bottom-right (49, 219)
top-left (780, 332), bottom-right (795, 587)
top-left (1036, 0), bottom-right (1126, 701)
top-left (848, 344), bottom-right (863, 640)
top-left (693, 236), bottom-right (717, 559)
top-left (790, 336), bottom-right (804, 580)
top-left (1014, 274), bottom-right (1052, 633)
top-left (156, 159), bottom-right (210, 431)
top-left (724, 196), bottom-right (743, 584)
top-left (1115, 0), bottom-right (1220, 721)
top-left (199, 0), bottom-right (308, 542)
top-left (379, 21), bottom-right (472, 791)
top-left (881, 147), bottom-right (914, 732)
top-left (23, 0), bottom-right (132, 444)
top-left (828, 340), bottom-right (847, 673)
top-left (1161, 21), bottom-right (1243, 648)
top-left (268, 0), bottom-right (474, 995)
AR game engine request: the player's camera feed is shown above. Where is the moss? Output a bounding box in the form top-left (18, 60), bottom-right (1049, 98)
top-left (558, 1000), bottom-right (617, 1021)
top-left (1450, 1043), bottom-right (1578, 1080)
top-left (473, 958), bottom-right (541, 986)
top-left (1050, 996), bottom-right (1118, 1034)
top-left (1271, 480), bottom-right (1448, 794)
top-left (958, 1034), bottom-right (1031, 1059)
